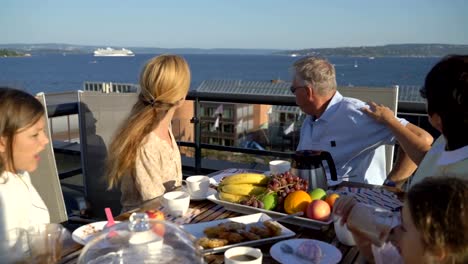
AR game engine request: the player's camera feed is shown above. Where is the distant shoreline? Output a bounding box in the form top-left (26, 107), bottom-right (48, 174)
top-left (1, 43), bottom-right (467, 56)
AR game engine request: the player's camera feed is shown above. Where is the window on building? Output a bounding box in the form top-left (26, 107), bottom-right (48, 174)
top-left (223, 108), bottom-right (233, 119)
top-left (279, 113), bottom-right (286, 122)
top-left (248, 105), bottom-right (253, 115)
top-left (224, 124), bottom-right (234, 133)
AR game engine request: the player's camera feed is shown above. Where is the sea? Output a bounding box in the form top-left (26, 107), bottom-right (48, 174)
top-left (0, 54), bottom-right (441, 95)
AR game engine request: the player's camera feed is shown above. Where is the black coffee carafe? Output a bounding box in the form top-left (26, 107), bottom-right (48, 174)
top-left (290, 150), bottom-right (338, 191)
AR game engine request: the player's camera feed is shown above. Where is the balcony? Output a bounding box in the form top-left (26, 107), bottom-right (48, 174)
top-left (46, 82), bottom-right (438, 218)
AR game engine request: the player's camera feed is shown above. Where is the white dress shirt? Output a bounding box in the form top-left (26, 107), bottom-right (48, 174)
top-left (297, 91), bottom-right (408, 184)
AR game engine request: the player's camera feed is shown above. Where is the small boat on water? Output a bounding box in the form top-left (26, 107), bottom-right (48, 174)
top-left (354, 61), bottom-right (358, 68)
top-left (93, 47), bottom-right (134, 57)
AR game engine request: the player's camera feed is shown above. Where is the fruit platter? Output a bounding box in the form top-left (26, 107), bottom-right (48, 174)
top-left (208, 171), bottom-right (337, 230)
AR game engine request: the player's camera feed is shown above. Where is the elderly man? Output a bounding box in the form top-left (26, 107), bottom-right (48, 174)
top-left (292, 56), bottom-right (433, 185)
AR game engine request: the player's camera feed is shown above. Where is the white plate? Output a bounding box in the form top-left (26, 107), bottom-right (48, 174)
top-left (207, 193), bottom-right (332, 230)
top-left (186, 188), bottom-right (217, 201)
top-left (181, 213), bottom-right (295, 254)
top-left (270, 239), bottom-right (342, 264)
top-left (72, 221), bottom-right (120, 245)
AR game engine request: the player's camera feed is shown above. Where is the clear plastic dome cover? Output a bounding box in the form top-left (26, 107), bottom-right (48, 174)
top-left (78, 213), bottom-right (205, 264)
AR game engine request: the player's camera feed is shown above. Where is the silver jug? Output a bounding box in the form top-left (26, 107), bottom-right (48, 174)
top-left (290, 150), bottom-right (338, 191)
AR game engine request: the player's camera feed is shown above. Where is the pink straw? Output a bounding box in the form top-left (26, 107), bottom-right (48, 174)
top-left (105, 207), bottom-right (115, 228)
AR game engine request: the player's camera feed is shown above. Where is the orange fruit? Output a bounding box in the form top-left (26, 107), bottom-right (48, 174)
top-left (325, 193), bottom-right (340, 208)
top-left (284, 190), bottom-right (312, 214)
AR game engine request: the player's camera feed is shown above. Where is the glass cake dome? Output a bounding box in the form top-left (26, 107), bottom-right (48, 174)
top-left (78, 213), bottom-right (205, 264)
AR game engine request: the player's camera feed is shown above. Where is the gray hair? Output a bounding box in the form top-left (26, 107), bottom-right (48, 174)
top-left (293, 56), bottom-right (337, 96)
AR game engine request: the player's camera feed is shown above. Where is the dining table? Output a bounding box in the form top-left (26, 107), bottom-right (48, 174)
top-left (58, 169), bottom-right (404, 264)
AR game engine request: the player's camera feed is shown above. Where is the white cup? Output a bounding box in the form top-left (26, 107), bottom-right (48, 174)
top-left (183, 175), bottom-right (210, 197)
top-left (162, 191), bottom-right (190, 217)
top-left (224, 246), bottom-right (263, 264)
top-left (269, 160), bottom-right (291, 175)
top-left (333, 215), bottom-right (356, 246)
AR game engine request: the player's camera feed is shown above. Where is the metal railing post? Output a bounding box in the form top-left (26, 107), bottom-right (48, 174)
top-left (191, 96), bottom-right (202, 173)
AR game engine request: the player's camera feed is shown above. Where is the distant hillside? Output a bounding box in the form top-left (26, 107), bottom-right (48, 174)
top-left (277, 44), bottom-right (468, 57)
top-left (0, 43), bottom-right (281, 55)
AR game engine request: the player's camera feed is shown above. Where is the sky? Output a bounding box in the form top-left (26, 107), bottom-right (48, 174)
top-left (1, 0), bottom-right (467, 50)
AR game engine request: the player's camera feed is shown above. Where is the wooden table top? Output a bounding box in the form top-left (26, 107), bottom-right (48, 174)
top-left (59, 174), bottom-right (403, 264)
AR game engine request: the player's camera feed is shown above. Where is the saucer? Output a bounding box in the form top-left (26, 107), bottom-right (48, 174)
top-left (187, 188), bottom-right (217, 201)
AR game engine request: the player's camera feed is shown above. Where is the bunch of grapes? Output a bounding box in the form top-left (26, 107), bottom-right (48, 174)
top-left (266, 171), bottom-right (308, 212)
top-left (240, 195), bottom-right (264, 209)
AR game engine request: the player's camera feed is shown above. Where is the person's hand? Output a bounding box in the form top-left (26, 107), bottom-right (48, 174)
top-left (361, 102), bottom-right (395, 124)
top-left (332, 195), bottom-right (357, 225)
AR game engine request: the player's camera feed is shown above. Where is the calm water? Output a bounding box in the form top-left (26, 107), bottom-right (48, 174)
top-left (0, 54), bottom-right (440, 94)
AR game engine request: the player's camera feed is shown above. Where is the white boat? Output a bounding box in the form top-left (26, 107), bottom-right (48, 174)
top-left (354, 61), bottom-right (358, 68)
top-left (93, 47), bottom-right (134, 57)
top-left (290, 53), bottom-right (298, 57)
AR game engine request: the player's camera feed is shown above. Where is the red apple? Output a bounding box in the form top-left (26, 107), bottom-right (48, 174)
top-left (306, 200), bottom-right (331, 221)
top-left (146, 210), bottom-right (166, 237)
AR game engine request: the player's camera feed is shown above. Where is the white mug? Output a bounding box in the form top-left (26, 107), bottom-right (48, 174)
top-left (162, 191), bottom-right (190, 217)
top-left (183, 175), bottom-right (210, 197)
top-left (269, 160), bottom-right (291, 175)
top-left (224, 246), bottom-right (262, 264)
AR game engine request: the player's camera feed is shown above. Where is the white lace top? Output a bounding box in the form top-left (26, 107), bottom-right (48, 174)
top-left (120, 130), bottom-right (182, 211)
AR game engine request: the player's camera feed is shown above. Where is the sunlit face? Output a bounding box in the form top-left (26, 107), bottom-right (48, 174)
top-left (4, 117), bottom-right (49, 173)
top-left (291, 76), bottom-right (309, 109)
top-left (393, 201), bottom-right (429, 263)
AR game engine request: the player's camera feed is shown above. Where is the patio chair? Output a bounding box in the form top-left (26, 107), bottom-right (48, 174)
top-left (30, 93), bottom-right (68, 223)
top-left (337, 85), bottom-right (399, 175)
top-left (78, 91), bottom-right (137, 218)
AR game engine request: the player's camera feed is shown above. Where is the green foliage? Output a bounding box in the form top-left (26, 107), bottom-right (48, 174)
top-left (0, 49), bottom-right (25, 57)
top-left (276, 44), bottom-right (468, 57)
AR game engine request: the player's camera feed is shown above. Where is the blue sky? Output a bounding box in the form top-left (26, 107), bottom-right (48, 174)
top-left (1, 0), bottom-right (467, 49)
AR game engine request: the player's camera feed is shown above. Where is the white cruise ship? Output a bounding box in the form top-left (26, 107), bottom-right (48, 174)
top-left (93, 47), bottom-right (135, 57)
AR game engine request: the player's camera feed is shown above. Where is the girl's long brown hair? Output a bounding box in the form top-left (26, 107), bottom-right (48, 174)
top-left (106, 55), bottom-right (190, 189)
top-left (0, 87), bottom-right (45, 174)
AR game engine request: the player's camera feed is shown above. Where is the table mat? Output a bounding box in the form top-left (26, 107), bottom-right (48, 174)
top-left (334, 186), bottom-right (403, 212)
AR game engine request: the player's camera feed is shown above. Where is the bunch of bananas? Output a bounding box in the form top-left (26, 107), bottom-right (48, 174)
top-left (218, 173), bottom-right (269, 203)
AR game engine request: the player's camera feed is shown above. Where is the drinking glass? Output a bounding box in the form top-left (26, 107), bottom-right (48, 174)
top-left (27, 223), bottom-right (70, 264)
top-left (0, 228), bottom-right (31, 263)
top-left (347, 204), bottom-right (394, 247)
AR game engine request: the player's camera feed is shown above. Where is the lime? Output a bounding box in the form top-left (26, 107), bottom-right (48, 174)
top-left (262, 193), bottom-right (278, 210)
top-left (309, 188), bottom-right (327, 201)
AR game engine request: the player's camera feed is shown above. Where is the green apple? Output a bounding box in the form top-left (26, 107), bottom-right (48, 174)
top-left (309, 188), bottom-right (327, 201)
top-left (261, 192), bottom-right (278, 210)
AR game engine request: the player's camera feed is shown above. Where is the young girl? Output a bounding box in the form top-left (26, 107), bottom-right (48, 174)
top-left (334, 177), bottom-right (468, 263)
top-left (0, 87), bottom-right (51, 233)
top-left (106, 55), bottom-right (191, 211)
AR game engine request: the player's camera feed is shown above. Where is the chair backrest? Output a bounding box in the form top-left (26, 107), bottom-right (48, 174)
top-left (30, 93), bottom-right (68, 223)
top-left (337, 86), bottom-right (399, 175)
top-left (78, 91), bottom-right (138, 218)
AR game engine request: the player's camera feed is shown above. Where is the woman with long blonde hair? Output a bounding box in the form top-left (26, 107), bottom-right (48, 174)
top-left (106, 55), bottom-right (191, 211)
